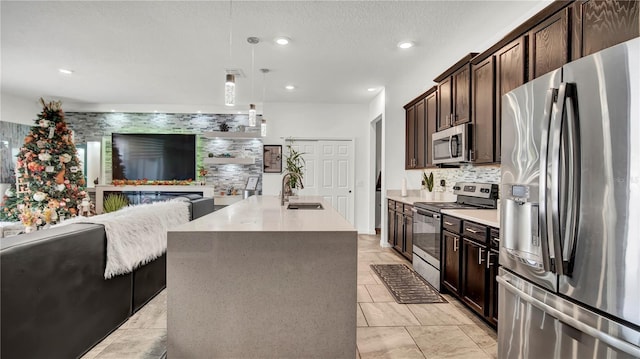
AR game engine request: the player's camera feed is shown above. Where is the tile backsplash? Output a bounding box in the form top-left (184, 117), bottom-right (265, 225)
top-left (419, 164), bottom-right (500, 193)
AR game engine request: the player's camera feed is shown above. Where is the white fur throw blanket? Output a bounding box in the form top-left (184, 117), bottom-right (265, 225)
top-left (57, 200), bottom-right (190, 279)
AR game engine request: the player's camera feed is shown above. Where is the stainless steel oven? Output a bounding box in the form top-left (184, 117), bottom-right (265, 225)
top-left (411, 182), bottom-right (499, 292)
top-left (412, 207), bottom-right (442, 291)
top-left (432, 123), bottom-right (469, 165)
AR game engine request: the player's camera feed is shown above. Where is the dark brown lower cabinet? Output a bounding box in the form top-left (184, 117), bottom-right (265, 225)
top-left (387, 200), bottom-right (396, 247)
top-left (442, 217), bottom-right (500, 328)
top-left (403, 212), bottom-right (413, 260)
top-left (442, 230), bottom-right (461, 295)
top-left (387, 200), bottom-right (413, 261)
top-left (488, 249), bottom-right (500, 326)
top-left (462, 239), bottom-right (487, 315)
top-left (394, 211), bottom-right (404, 253)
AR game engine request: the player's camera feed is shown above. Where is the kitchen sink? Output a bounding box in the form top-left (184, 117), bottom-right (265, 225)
top-left (287, 202), bottom-right (324, 210)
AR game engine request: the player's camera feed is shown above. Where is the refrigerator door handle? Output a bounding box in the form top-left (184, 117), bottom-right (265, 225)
top-left (497, 275), bottom-right (640, 358)
top-left (548, 83), bottom-right (567, 276)
top-left (539, 88), bottom-right (558, 272)
top-left (560, 83), bottom-right (581, 276)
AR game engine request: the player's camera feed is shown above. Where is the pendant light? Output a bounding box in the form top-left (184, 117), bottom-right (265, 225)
top-left (247, 37), bottom-right (259, 126)
top-left (225, 74), bottom-right (235, 107)
top-left (224, 0), bottom-right (235, 106)
top-left (260, 68), bottom-right (269, 137)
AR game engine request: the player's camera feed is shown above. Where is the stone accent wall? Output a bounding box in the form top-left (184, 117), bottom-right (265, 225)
top-left (64, 112), bottom-right (263, 193)
top-left (1, 121), bottom-right (32, 183)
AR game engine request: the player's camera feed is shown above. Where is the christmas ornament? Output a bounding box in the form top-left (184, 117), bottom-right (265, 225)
top-left (38, 152), bottom-right (52, 161)
top-left (37, 140), bottom-right (47, 148)
top-left (60, 153), bottom-right (72, 163)
top-left (56, 184), bottom-right (65, 191)
top-left (39, 119), bottom-right (50, 128)
top-left (55, 169), bottom-right (65, 184)
top-left (70, 166), bottom-right (78, 173)
top-left (33, 192), bottom-right (47, 202)
top-left (46, 166), bottom-right (55, 173)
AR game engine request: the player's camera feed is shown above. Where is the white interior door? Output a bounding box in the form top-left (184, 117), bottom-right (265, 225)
top-left (288, 140), bottom-right (354, 224)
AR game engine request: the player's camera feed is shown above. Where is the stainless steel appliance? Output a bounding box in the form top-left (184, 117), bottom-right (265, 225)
top-left (432, 123), bottom-right (469, 164)
top-left (412, 182), bottom-right (498, 291)
top-left (499, 38), bottom-right (640, 358)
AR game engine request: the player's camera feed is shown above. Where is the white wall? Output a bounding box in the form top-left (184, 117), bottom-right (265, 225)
top-left (368, 90), bottom-right (386, 240)
top-left (259, 102), bottom-right (370, 233)
top-left (1, 93), bottom-right (41, 125)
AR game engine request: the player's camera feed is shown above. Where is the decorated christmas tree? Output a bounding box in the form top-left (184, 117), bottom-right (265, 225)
top-left (0, 98), bottom-right (88, 228)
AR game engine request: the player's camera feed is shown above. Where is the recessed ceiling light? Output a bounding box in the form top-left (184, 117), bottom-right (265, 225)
top-left (197, 110), bottom-right (202, 114)
top-left (397, 41), bottom-right (415, 49)
top-left (275, 37), bottom-right (290, 45)
top-left (237, 111), bottom-right (242, 114)
top-left (154, 110), bottom-right (158, 113)
top-left (58, 68), bottom-right (73, 75)
top-left (111, 109), bottom-right (116, 112)
top-left (285, 85), bottom-right (295, 90)
top-left (367, 88), bottom-right (377, 92)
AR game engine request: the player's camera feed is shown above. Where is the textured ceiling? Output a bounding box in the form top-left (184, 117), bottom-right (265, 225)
top-left (1, 1), bottom-right (549, 110)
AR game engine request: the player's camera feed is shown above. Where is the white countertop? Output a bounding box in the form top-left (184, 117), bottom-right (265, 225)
top-left (170, 195), bottom-right (355, 232)
top-left (441, 209), bottom-right (500, 228)
top-left (387, 192), bottom-right (457, 205)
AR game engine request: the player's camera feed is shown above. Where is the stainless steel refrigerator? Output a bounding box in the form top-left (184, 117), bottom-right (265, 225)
top-left (499, 37), bottom-right (640, 358)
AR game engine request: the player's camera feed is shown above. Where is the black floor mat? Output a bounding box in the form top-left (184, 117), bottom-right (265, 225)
top-left (370, 264), bottom-right (447, 304)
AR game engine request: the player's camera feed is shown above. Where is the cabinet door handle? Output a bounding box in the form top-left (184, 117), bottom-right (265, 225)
top-left (487, 251), bottom-right (496, 269)
top-left (453, 237), bottom-right (459, 252)
top-left (479, 248), bottom-right (485, 265)
top-left (450, 113), bottom-right (454, 126)
top-left (444, 221), bottom-right (454, 226)
top-left (466, 227), bottom-right (479, 234)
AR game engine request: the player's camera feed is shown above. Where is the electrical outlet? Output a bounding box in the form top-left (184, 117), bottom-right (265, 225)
top-left (440, 179), bottom-right (446, 187)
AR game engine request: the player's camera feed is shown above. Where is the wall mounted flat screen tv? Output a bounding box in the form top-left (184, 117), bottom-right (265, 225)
top-left (111, 133), bottom-right (196, 181)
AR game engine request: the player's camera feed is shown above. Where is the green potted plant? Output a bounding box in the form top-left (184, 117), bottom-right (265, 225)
top-left (284, 144), bottom-right (305, 194)
top-left (422, 171), bottom-right (434, 199)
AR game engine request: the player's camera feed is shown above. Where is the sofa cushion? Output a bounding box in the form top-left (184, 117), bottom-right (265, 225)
top-left (1, 224), bottom-right (132, 359)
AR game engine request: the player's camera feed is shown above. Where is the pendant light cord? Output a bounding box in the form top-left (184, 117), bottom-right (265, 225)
top-left (228, 0), bottom-right (233, 64)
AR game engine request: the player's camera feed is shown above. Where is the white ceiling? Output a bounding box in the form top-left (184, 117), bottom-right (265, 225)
top-left (1, 1), bottom-right (549, 111)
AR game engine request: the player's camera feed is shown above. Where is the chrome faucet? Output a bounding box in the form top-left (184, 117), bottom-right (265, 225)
top-left (281, 173), bottom-right (304, 206)
top-left (281, 173), bottom-right (292, 206)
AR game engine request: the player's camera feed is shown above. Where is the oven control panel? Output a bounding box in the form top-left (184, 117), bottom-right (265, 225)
top-left (452, 182), bottom-right (498, 199)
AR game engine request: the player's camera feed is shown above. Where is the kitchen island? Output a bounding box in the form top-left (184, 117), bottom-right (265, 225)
top-left (166, 195), bottom-right (357, 359)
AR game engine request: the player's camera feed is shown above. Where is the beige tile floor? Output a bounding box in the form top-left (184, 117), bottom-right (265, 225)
top-left (82, 234), bottom-right (497, 359)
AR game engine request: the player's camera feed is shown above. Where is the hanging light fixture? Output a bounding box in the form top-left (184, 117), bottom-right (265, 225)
top-left (225, 74), bottom-right (235, 106)
top-left (247, 37), bottom-right (259, 126)
top-left (260, 68), bottom-right (269, 137)
top-left (249, 104), bottom-right (257, 126)
top-left (224, 0), bottom-right (235, 106)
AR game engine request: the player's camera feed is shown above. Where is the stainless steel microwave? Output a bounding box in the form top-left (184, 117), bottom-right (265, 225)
top-left (432, 123), bottom-right (469, 165)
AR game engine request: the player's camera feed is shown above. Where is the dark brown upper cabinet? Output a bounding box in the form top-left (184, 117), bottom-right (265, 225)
top-left (404, 87), bottom-right (437, 169)
top-left (425, 90), bottom-right (437, 165)
top-left (529, 8), bottom-right (570, 80)
top-left (405, 105), bottom-right (417, 169)
top-left (471, 55), bottom-right (496, 164)
top-left (571, 0), bottom-right (639, 60)
top-left (494, 37), bottom-right (526, 163)
top-left (435, 53), bottom-right (478, 132)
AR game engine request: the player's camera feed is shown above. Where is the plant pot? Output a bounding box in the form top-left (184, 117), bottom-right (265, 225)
top-left (421, 190), bottom-right (435, 200)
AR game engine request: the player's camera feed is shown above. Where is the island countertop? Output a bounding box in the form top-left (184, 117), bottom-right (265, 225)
top-left (167, 194), bottom-right (357, 358)
top-left (170, 195), bottom-right (355, 232)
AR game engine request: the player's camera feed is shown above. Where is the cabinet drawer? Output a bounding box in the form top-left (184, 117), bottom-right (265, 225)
top-left (462, 221), bottom-right (488, 243)
top-left (404, 205), bottom-right (414, 216)
top-left (388, 199), bottom-right (395, 209)
top-left (442, 215), bottom-right (462, 233)
top-left (489, 228), bottom-right (500, 250)
top-left (395, 202), bottom-right (404, 212)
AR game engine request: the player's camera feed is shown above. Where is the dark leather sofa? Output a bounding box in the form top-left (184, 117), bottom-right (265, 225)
top-left (0, 195), bottom-right (214, 359)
